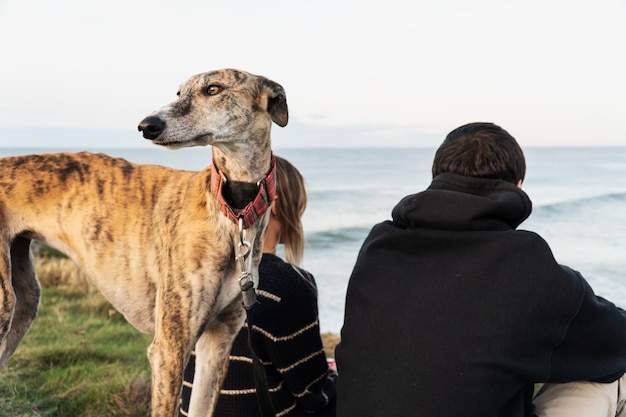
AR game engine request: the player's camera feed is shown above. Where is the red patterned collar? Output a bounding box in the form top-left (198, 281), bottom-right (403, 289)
top-left (210, 154), bottom-right (276, 229)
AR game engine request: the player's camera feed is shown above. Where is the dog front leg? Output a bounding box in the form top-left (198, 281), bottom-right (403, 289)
top-left (148, 306), bottom-right (194, 417)
top-left (187, 304), bottom-right (246, 417)
top-left (148, 337), bottom-right (187, 417)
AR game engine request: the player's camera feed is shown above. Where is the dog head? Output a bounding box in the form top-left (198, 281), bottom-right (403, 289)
top-left (137, 69), bottom-right (288, 149)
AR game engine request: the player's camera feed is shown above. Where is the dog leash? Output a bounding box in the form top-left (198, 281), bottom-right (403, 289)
top-left (211, 155), bottom-right (276, 417)
top-left (236, 219), bottom-right (276, 417)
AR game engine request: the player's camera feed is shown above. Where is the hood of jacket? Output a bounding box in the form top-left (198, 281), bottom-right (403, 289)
top-left (391, 172), bottom-right (533, 231)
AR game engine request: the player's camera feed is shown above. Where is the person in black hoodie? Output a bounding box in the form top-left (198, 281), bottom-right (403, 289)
top-left (335, 122), bottom-right (626, 417)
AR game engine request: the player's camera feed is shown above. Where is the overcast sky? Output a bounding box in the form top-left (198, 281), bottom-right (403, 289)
top-left (1, 0), bottom-right (625, 147)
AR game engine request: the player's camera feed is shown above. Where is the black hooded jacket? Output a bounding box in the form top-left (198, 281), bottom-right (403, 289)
top-left (336, 173), bottom-right (626, 417)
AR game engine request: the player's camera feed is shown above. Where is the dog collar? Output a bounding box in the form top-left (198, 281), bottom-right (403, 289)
top-left (210, 154), bottom-right (276, 229)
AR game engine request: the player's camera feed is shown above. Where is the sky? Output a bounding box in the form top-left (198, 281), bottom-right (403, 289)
top-left (0, 0), bottom-right (625, 148)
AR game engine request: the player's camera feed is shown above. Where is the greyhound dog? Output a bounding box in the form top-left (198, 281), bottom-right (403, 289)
top-left (0, 69), bottom-right (288, 417)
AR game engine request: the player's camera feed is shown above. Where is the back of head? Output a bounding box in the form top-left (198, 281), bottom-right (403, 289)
top-left (274, 156), bottom-right (307, 266)
top-left (432, 122), bottom-right (526, 184)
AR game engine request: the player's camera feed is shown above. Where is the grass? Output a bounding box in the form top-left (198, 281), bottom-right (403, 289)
top-left (0, 250), bottom-right (153, 416)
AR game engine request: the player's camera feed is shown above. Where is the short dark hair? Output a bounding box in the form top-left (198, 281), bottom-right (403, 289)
top-left (432, 122), bottom-right (526, 183)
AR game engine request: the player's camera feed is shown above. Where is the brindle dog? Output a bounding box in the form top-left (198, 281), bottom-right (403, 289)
top-left (0, 69), bottom-right (288, 417)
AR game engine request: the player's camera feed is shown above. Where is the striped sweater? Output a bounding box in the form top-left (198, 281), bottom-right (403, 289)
top-left (179, 253), bottom-right (337, 417)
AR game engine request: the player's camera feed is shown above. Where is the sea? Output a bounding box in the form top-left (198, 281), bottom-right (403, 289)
top-left (2, 146), bottom-right (626, 334)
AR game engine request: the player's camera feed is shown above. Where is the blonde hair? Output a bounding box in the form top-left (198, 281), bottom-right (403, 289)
top-left (274, 156), bottom-right (307, 266)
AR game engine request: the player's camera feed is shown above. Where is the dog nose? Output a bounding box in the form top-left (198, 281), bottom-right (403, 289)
top-left (138, 116), bottom-right (165, 140)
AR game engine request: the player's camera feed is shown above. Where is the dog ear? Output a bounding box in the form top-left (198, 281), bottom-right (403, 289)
top-left (262, 79), bottom-right (289, 127)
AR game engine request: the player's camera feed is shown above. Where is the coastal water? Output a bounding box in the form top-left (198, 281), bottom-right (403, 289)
top-left (2, 146), bottom-right (626, 334)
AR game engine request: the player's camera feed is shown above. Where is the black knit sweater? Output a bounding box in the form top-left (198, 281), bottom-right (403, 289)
top-left (180, 253), bottom-right (337, 417)
top-left (336, 173), bottom-right (626, 417)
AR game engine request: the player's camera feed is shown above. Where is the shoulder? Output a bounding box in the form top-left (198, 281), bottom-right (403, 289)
top-left (258, 253), bottom-right (317, 301)
top-left (259, 253), bottom-right (303, 283)
top-left (512, 229), bottom-right (563, 265)
top-left (259, 252), bottom-right (291, 273)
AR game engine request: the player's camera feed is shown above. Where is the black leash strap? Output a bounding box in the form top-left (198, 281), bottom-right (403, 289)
top-left (245, 306), bottom-right (275, 417)
top-left (236, 219), bottom-right (274, 416)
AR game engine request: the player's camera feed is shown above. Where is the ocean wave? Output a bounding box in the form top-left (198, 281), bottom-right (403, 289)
top-left (534, 191), bottom-right (626, 216)
top-left (305, 226), bottom-right (372, 247)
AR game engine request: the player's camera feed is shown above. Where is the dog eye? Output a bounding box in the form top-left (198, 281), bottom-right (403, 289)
top-left (206, 85), bottom-right (223, 96)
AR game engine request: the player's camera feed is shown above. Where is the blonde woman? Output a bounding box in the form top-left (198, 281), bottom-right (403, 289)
top-left (180, 156), bottom-right (337, 417)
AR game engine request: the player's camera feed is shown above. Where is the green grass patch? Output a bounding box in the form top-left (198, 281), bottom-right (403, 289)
top-left (0, 258), bottom-right (153, 416)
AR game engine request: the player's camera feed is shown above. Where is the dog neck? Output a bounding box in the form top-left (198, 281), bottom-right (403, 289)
top-left (209, 153), bottom-right (276, 229)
